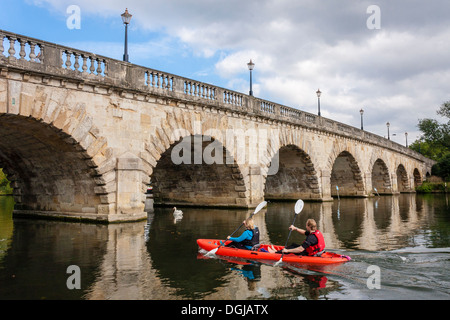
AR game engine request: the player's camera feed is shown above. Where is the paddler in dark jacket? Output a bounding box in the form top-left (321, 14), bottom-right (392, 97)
top-left (226, 217), bottom-right (260, 250)
top-left (268, 219), bottom-right (326, 256)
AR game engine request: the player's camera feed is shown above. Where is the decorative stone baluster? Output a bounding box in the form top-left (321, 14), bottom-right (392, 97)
top-left (64, 51), bottom-right (72, 69)
top-left (162, 75), bottom-right (167, 89)
top-left (8, 36), bottom-right (16, 59)
top-left (29, 42), bottom-right (37, 62)
top-left (103, 59), bottom-right (109, 78)
top-left (151, 72), bottom-right (155, 88)
top-left (89, 57), bottom-right (95, 74)
top-left (19, 38), bottom-right (26, 60)
top-left (103, 59), bottom-right (108, 77)
top-left (156, 73), bottom-right (161, 88)
top-left (96, 58), bottom-right (102, 75)
top-left (81, 55), bottom-right (88, 73)
top-left (73, 53), bottom-right (80, 71)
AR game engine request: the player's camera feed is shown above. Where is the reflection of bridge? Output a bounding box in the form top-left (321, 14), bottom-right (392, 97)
top-left (0, 30), bottom-right (434, 222)
top-left (86, 195), bottom-right (433, 299)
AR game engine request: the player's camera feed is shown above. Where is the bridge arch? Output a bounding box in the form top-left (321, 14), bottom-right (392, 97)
top-left (264, 144), bottom-right (320, 201)
top-left (330, 151), bottom-right (365, 197)
top-left (396, 164), bottom-right (410, 193)
top-left (0, 112), bottom-right (114, 219)
top-left (142, 109), bottom-right (248, 207)
top-left (413, 168), bottom-right (422, 189)
top-left (371, 158), bottom-right (392, 194)
top-left (150, 134), bottom-right (247, 207)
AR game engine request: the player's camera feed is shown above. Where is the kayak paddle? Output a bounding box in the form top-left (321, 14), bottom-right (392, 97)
top-left (205, 200), bottom-right (268, 258)
top-left (274, 199), bottom-right (304, 267)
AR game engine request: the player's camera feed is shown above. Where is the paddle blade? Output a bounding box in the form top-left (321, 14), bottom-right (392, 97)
top-left (274, 257), bottom-right (283, 267)
top-left (294, 199), bottom-right (304, 214)
top-left (205, 247), bottom-right (219, 258)
top-left (253, 201), bottom-right (268, 215)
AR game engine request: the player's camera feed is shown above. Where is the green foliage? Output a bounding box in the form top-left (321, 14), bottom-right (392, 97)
top-left (412, 101), bottom-right (450, 180)
top-left (0, 169), bottom-right (13, 195)
top-left (416, 181), bottom-right (447, 193)
top-left (432, 153), bottom-right (450, 180)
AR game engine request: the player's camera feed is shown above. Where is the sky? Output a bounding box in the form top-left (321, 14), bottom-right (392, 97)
top-left (1, 0), bottom-right (449, 146)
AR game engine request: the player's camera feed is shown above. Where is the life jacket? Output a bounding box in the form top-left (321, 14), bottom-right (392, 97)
top-left (305, 230), bottom-right (326, 256)
top-left (241, 227), bottom-right (260, 248)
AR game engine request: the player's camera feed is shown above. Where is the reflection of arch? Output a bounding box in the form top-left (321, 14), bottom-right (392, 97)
top-left (396, 164), bottom-right (409, 193)
top-left (413, 168), bottom-right (422, 188)
top-left (330, 151), bottom-right (365, 197)
top-left (151, 135), bottom-right (246, 207)
top-left (264, 145), bottom-right (320, 200)
top-left (371, 159), bottom-right (392, 194)
top-left (0, 113), bottom-right (111, 217)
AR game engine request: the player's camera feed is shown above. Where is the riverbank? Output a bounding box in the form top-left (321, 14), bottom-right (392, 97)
top-left (416, 181), bottom-right (449, 193)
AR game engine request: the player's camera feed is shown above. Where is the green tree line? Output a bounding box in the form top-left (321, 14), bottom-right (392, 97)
top-left (410, 101), bottom-right (450, 182)
top-left (0, 169), bottom-right (13, 195)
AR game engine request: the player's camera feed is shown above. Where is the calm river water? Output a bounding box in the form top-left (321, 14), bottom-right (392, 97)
top-left (0, 194), bottom-right (449, 300)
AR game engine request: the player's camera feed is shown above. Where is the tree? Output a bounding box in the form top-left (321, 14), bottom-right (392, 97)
top-left (432, 153), bottom-right (450, 180)
top-left (411, 101), bottom-right (450, 180)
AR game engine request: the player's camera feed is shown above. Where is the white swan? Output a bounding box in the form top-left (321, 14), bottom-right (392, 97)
top-left (173, 207), bottom-right (183, 222)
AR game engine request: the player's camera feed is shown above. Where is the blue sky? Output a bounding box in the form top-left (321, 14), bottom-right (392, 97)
top-left (0, 0), bottom-right (222, 82)
top-left (2, 0), bottom-right (449, 145)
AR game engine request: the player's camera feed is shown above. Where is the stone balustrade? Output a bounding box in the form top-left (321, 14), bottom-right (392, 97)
top-left (0, 29), bottom-right (430, 164)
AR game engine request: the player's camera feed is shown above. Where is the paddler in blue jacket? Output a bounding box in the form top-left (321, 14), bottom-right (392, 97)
top-left (225, 217), bottom-right (260, 250)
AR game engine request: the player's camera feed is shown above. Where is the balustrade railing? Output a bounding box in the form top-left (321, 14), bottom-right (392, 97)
top-left (61, 50), bottom-right (107, 77)
top-left (0, 29), bottom-right (428, 162)
top-left (0, 31), bottom-right (43, 63)
top-left (146, 70), bottom-right (174, 91)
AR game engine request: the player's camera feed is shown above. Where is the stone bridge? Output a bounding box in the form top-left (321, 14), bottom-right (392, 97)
top-left (0, 30), bottom-right (434, 223)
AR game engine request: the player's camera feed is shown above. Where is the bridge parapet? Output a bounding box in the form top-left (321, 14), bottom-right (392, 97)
top-left (0, 29), bottom-right (432, 167)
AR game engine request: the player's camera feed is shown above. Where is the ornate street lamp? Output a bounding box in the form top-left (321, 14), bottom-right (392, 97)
top-left (316, 89), bottom-right (322, 116)
top-left (386, 122), bottom-right (390, 140)
top-left (360, 108), bottom-right (364, 130)
top-left (247, 59), bottom-right (255, 96)
top-left (121, 8), bottom-right (132, 62)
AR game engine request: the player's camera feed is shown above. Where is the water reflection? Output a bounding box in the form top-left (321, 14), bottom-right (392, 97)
top-left (0, 194), bottom-right (448, 300)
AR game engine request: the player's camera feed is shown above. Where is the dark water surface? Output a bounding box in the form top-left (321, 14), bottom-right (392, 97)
top-left (0, 194), bottom-right (449, 300)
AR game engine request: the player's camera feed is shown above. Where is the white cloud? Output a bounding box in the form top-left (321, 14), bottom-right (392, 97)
top-left (28, 0), bottom-right (450, 143)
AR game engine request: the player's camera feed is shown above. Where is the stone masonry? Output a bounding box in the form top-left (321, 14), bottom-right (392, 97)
top-left (0, 30), bottom-right (435, 223)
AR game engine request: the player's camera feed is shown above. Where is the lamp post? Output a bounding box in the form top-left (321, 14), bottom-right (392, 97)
top-left (360, 108), bottom-right (364, 130)
top-left (405, 132), bottom-right (408, 147)
top-left (316, 89), bottom-right (322, 116)
top-left (121, 8), bottom-right (132, 62)
top-left (247, 59), bottom-right (255, 96)
top-left (386, 122), bottom-right (390, 140)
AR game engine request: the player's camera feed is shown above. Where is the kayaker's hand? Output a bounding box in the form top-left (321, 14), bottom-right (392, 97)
top-left (289, 225), bottom-right (296, 231)
top-left (227, 236), bottom-right (231, 240)
top-left (282, 248), bottom-right (289, 254)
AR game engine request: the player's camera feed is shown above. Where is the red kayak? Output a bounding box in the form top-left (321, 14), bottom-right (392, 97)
top-left (197, 239), bottom-right (351, 265)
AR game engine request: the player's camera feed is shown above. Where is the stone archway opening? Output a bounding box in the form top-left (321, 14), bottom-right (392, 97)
top-left (264, 145), bottom-right (320, 201)
top-left (396, 164), bottom-right (409, 192)
top-left (330, 151), bottom-right (365, 197)
top-left (151, 135), bottom-right (247, 208)
top-left (413, 168), bottom-right (422, 189)
top-left (371, 159), bottom-right (392, 194)
top-left (0, 115), bottom-right (103, 215)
